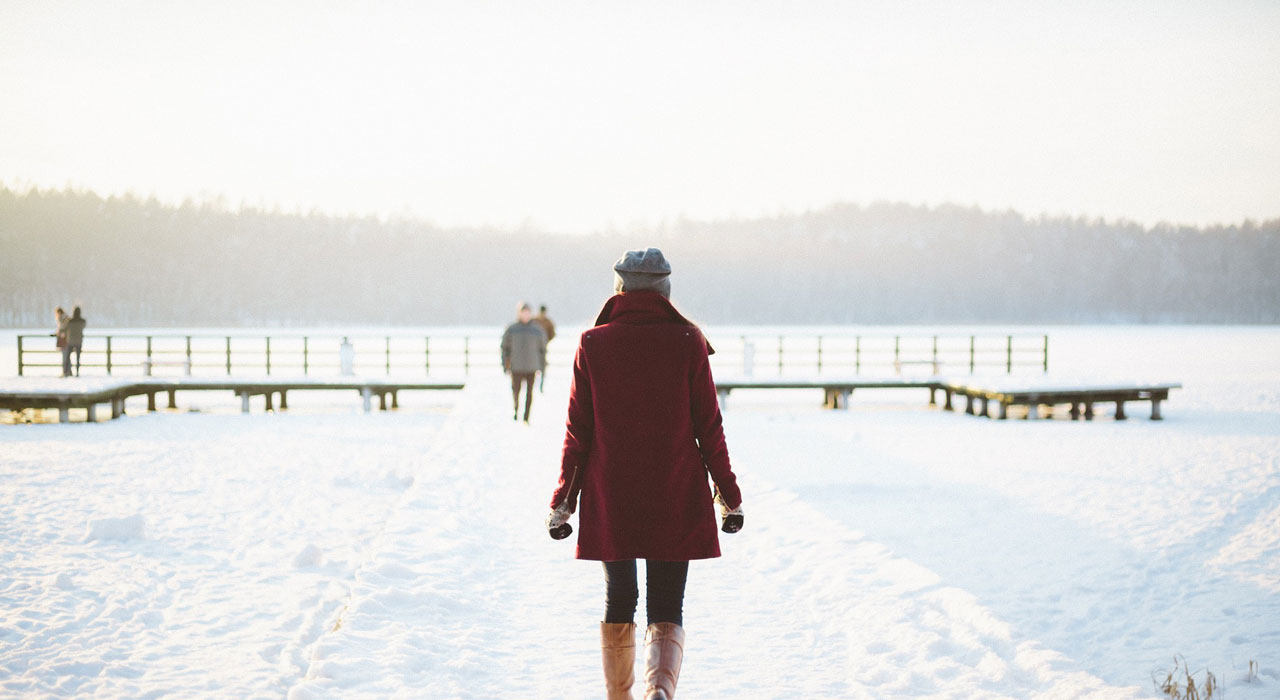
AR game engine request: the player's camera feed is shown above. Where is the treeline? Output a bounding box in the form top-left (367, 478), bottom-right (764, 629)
top-left (1, 185), bottom-right (1277, 326)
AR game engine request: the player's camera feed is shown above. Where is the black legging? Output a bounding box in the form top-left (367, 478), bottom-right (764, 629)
top-left (603, 559), bottom-right (689, 626)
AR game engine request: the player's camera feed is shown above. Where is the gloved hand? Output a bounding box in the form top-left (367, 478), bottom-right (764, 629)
top-left (714, 490), bottom-right (744, 534)
top-left (546, 503), bottom-right (573, 540)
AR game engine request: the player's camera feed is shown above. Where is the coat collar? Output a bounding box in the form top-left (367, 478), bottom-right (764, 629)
top-left (592, 292), bottom-right (715, 354)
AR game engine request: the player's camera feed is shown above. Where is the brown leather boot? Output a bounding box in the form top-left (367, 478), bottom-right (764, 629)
top-left (642, 622), bottom-right (684, 700)
top-left (601, 622), bottom-right (636, 700)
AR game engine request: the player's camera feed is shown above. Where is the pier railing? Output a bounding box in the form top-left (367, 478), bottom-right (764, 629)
top-left (16, 332), bottom-right (1048, 378)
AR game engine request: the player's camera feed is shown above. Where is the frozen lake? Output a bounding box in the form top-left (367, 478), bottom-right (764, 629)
top-left (2, 325), bottom-right (1278, 698)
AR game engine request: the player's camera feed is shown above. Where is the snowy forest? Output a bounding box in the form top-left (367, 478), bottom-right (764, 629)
top-left (2, 185), bottom-right (1277, 327)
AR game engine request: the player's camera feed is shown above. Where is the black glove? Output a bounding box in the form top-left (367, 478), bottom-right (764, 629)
top-left (546, 504), bottom-right (573, 540)
top-left (714, 491), bottom-right (744, 534)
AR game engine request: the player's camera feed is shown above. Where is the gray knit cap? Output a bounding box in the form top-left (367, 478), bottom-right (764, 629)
top-left (613, 247), bottom-right (672, 298)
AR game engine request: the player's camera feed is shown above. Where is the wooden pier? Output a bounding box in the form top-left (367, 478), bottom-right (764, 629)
top-left (0, 377), bottom-right (465, 423)
top-left (714, 376), bottom-right (1180, 420)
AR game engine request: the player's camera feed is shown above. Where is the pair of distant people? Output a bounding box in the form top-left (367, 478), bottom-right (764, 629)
top-left (501, 304), bottom-right (555, 422)
top-left (54, 306), bottom-right (87, 377)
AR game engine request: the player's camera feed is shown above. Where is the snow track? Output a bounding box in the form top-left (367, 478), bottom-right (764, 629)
top-left (284, 379), bottom-right (1150, 699)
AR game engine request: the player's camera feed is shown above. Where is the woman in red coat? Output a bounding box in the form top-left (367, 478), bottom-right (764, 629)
top-left (546, 248), bottom-right (744, 700)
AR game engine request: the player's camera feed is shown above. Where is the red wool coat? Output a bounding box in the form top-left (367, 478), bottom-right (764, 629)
top-left (549, 291), bottom-right (743, 562)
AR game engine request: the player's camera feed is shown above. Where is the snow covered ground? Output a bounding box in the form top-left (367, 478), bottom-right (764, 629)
top-left (1, 326), bottom-right (1277, 698)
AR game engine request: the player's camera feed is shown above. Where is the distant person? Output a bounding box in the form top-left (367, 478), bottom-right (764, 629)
top-left (501, 302), bottom-right (547, 423)
top-left (533, 304), bottom-right (556, 393)
top-left (544, 248), bottom-right (744, 700)
top-left (65, 307), bottom-right (86, 377)
top-left (54, 307), bottom-right (69, 378)
top-left (54, 306), bottom-right (68, 348)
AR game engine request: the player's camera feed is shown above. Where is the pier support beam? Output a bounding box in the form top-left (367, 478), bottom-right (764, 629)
top-left (167, 390), bottom-right (177, 409)
top-left (1114, 401), bottom-right (1127, 420)
top-left (240, 392), bottom-right (250, 414)
top-left (1151, 398), bottom-right (1163, 420)
top-left (362, 387), bottom-right (373, 413)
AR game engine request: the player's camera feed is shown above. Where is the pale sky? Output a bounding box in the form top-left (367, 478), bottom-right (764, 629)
top-left (2, 0), bottom-right (1278, 231)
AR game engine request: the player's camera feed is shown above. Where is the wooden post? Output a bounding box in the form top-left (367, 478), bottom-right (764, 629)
top-left (379, 392), bottom-right (387, 411)
top-left (264, 391), bottom-right (274, 412)
top-left (168, 389), bottom-right (177, 409)
top-left (969, 335), bottom-right (975, 374)
top-left (185, 336), bottom-right (192, 374)
top-left (226, 336), bottom-right (232, 375)
top-left (777, 335), bottom-right (784, 375)
top-left (1084, 401), bottom-right (1095, 420)
top-left (106, 336), bottom-right (113, 375)
top-left (303, 336), bottom-right (309, 375)
top-left (87, 404), bottom-right (96, 423)
top-left (1043, 335), bottom-right (1049, 373)
top-left (964, 394), bottom-right (974, 415)
top-left (146, 336), bottom-right (153, 372)
top-left (816, 336), bottom-right (823, 373)
top-left (16, 335), bottom-right (23, 376)
top-left (1006, 336), bottom-right (1013, 374)
top-left (385, 336), bottom-right (391, 375)
top-left (980, 396), bottom-right (990, 417)
top-left (1114, 401), bottom-right (1127, 420)
top-left (1070, 402), bottom-right (1081, 420)
top-left (425, 337), bottom-right (430, 375)
top-left (464, 337), bottom-right (470, 376)
top-left (279, 391), bottom-right (288, 410)
top-left (1151, 398), bottom-right (1163, 420)
top-left (929, 387), bottom-right (937, 406)
top-left (391, 391), bottom-right (399, 410)
top-left (932, 335), bottom-right (939, 375)
top-left (265, 336), bottom-right (271, 375)
top-left (894, 336), bottom-right (900, 371)
top-left (147, 392), bottom-right (156, 412)
top-left (998, 402), bottom-right (1008, 420)
top-left (944, 389), bottom-right (954, 411)
top-left (855, 336), bottom-right (861, 374)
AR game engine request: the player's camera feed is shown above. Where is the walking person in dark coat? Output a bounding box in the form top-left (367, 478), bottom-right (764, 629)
top-left (65, 307), bottom-right (87, 377)
top-left (501, 302), bottom-right (547, 423)
top-left (533, 305), bottom-right (556, 393)
top-left (545, 248), bottom-right (744, 700)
